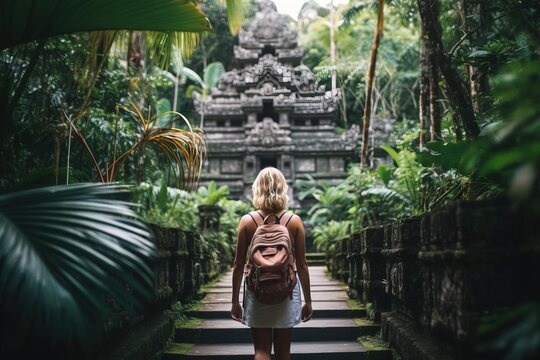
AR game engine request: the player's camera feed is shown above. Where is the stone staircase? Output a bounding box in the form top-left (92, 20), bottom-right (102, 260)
top-left (163, 266), bottom-right (393, 360)
top-left (306, 252), bottom-right (326, 266)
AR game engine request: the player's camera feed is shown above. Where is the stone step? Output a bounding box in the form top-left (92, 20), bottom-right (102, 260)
top-left (306, 253), bottom-right (327, 266)
top-left (187, 299), bottom-right (365, 314)
top-left (184, 307), bottom-right (367, 319)
top-left (165, 264), bottom-right (394, 360)
top-left (308, 259), bottom-right (327, 266)
top-left (201, 290), bottom-right (348, 304)
top-left (163, 341), bottom-right (377, 360)
top-left (176, 318), bottom-right (380, 344)
top-left (306, 253), bottom-right (326, 260)
top-left (214, 266), bottom-right (330, 283)
top-left (206, 284), bottom-right (346, 293)
top-left (212, 281), bottom-right (337, 288)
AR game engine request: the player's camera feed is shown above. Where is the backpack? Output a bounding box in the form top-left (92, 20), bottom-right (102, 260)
top-left (244, 211), bottom-right (297, 305)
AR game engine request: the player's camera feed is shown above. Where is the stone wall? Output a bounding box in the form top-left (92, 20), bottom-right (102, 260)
top-left (99, 225), bottom-right (219, 360)
top-left (333, 200), bottom-right (540, 359)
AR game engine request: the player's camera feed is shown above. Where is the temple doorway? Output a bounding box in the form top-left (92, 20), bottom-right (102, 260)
top-left (259, 156), bottom-right (278, 170)
top-left (257, 99), bottom-right (278, 122)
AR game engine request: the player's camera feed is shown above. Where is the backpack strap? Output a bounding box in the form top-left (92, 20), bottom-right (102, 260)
top-left (248, 212), bottom-right (260, 227)
top-left (285, 213), bottom-right (295, 226)
top-left (282, 212), bottom-right (296, 258)
top-left (247, 210), bottom-right (289, 228)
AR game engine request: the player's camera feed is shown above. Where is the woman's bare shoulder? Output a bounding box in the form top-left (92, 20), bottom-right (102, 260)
top-left (239, 212), bottom-right (258, 229)
top-left (286, 212), bottom-right (304, 228)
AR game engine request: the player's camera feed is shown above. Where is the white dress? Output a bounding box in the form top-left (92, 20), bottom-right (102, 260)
top-left (241, 276), bottom-right (302, 328)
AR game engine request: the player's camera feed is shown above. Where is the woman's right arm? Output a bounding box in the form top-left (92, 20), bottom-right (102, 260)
top-left (291, 215), bottom-right (313, 321)
top-left (231, 215), bottom-right (250, 321)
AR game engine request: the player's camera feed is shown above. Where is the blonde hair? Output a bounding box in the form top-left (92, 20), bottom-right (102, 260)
top-left (252, 167), bottom-right (289, 213)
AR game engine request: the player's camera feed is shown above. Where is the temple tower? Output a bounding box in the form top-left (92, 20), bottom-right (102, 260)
top-left (195, 0), bottom-right (359, 206)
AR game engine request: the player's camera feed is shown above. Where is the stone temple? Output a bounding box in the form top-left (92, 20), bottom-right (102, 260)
top-left (195, 0), bottom-right (359, 206)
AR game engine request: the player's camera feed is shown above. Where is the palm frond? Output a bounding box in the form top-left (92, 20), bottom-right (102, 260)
top-left (218, 0), bottom-right (247, 35)
top-left (0, 183), bottom-right (155, 348)
top-left (146, 31), bottom-right (202, 69)
top-left (0, 0), bottom-right (212, 51)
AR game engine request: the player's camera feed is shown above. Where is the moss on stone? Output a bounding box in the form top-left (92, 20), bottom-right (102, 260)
top-left (357, 335), bottom-right (389, 351)
top-left (347, 299), bottom-right (365, 310)
top-left (175, 317), bottom-right (203, 329)
top-left (165, 343), bottom-right (194, 355)
top-left (184, 300), bottom-right (204, 311)
top-left (366, 302), bottom-right (377, 320)
top-left (354, 317), bottom-right (375, 326)
top-left (200, 274), bottom-right (221, 292)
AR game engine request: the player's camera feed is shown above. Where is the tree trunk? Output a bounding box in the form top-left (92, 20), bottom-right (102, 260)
top-left (428, 48), bottom-right (442, 141)
top-left (128, 31), bottom-right (143, 73)
top-left (463, 0), bottom-right (489, 113)
top-left (330, 0), bottom-right (337, 94)
top-left (417, 0), bottom-right (480, 139)
top-left (419, 24), bottom-right (430, 147)
top-left (428, 0), bottom-right (442, 141)
top-left (360, 0), bottom-right (385, 167)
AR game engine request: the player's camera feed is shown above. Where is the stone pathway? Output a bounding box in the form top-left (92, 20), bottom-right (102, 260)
top-left (163, 266), bottom-right (392, 359)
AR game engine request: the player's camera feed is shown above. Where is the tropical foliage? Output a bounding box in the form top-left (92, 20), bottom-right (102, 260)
top-left (300, 1), bottom-right (540, 357)
top-left (133, 180), bottom-right (251, 278)
top-left (0, 183), bottom-right (155, 352)
top-left (0, 0), bottom-right (247, 356)
top-left (299, 0), bottom-right (419, 127)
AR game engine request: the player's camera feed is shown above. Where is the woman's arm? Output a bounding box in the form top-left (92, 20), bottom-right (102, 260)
top-left (291, 215), bottom-right (313, 321)
top-left (231, 215), bottom-right (250, 321)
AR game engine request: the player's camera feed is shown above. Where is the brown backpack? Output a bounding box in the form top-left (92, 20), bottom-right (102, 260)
top-left (244, 211), bottom-right (297, 305)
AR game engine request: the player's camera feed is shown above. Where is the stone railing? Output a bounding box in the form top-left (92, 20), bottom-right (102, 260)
top-left (97, 225), bottom-right (207, 360)
top-left (330, 200), bottom-right (540, 359)
top-left (100, 214), bottom-right (232, 360)
top-left (149, 225), bottom-right (204, 307)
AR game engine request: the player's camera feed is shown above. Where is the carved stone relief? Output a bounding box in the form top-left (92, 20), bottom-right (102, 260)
top-left (295, 158), bottom-right (316, 173)
top-left (221, 159), bottom-right (243, 174)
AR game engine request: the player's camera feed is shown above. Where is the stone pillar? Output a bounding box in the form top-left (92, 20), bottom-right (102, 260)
top-left (198, 204), bottom-right (223, 233)
top-left (382, 217), bottom-right (422, 321)
top-left (147, 224), bottom-right (173, 309)
top-left (361, 226), bottom-right (389, 321)
top-left (168, 227), bottom-right (188, 301)
top-left (183, 231), bottom-right (203, 302)
top-left (338, 237), bottom-right (349, 283)
top-left (349, 232), bottom-right (363, 300)
top-left (281, 154), bottom-right (292, 178)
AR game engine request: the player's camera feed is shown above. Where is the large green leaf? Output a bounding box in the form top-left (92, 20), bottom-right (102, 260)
top-left (0, 183), bottom-right (155, 348)
top-left (0, 0), bottom-right (212, 50)
top-left (204, 62), bottom-right (225, 89)
top-left (381, 145), bottom-right (401, 166)
top-left (181, 67), bottom-right (207, 88)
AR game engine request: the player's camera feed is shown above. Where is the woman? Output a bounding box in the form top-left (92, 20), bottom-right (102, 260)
top-left (230, 167), bottom-right (313, 360)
